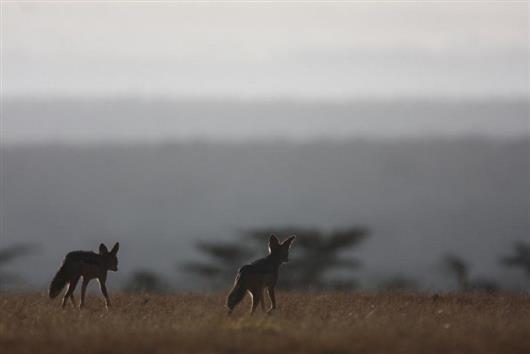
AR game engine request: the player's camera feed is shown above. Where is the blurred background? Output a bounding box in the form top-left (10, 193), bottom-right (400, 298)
top-left (1, 2), bottom-right (529, 293)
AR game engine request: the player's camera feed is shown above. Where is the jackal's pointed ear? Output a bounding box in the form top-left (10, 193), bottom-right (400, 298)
top-left (99, 243), bottom-right (109, 255)
top-left (269, 234), bottom-right (280, 252)
top-left (282, 235), bottom-right (296, 248)
top-left (110, 242), bottom-right (120, 255)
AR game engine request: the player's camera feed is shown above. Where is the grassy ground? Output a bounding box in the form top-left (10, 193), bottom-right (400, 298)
top-left (1, 292), bottom-right (529, 354)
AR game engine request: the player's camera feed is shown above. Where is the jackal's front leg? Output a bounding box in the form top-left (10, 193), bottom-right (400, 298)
top-left (98, 277), bottom-right (111, 309)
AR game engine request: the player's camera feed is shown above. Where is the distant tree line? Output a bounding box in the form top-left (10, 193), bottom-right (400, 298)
top-left (1, 236), bottom-right (529, 294)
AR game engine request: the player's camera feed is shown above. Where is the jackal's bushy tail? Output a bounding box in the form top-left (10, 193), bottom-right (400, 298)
top-left (227, 273), bottom-right (246, 312)
top-left (49, 263), bottom-right (68, 299)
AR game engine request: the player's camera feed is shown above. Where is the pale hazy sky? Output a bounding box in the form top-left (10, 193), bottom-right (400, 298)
top-left (2, 1), bottom-right (529, 99)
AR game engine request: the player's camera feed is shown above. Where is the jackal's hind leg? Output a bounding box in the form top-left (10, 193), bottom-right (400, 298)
top-left (249, 289), bottom-right (261, 315)
top-left (61, 288), bottom-right (69, 308)
top-left (260, 289), bottom-right (266, 312)
top-left (62, 276), bottom-right (80, 308)
top-left (266, 287), bottom-right (276, 313)
top-left (69, 293), bottom-right (77, 307)
top-left (80, 277), bottom-right (90, 308)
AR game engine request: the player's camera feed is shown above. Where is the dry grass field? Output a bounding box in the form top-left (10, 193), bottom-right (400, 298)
top-left (1, 292), bottom-right (529, 354)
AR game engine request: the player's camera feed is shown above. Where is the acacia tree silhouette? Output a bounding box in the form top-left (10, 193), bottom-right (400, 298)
top-left (442, 253), bottom-right (498, 292)
top-left (181, 240), bottom-right (254, 289)
top-left (181, 227), bottom-right (369, 290)
top-left (501, 241), bottom-right (530, 277)
top-left (443, 254), bottom-right (470, 291)
top-left (0, 244), bottom-right (35, 289)
top-left (379, 276), bottom-right (418, 292)
top-left (123, 269), bottom-right (168, 293)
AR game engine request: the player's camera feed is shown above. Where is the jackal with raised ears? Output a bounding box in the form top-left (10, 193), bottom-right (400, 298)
top-left (227, 235), bottom-right (295, 315)
top-left (49, 242), bottom-right (119, 309)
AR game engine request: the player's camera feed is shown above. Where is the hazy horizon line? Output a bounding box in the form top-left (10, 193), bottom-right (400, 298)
top-left (3, 94), bottom-right (529, 104)
top-left (2, 134), bottom-right (529, 148)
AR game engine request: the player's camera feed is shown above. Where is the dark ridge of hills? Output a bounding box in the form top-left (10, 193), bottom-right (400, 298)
top-left (1, 138), bottom-right (529, 290)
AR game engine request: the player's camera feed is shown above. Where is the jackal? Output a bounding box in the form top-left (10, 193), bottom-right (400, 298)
top-left (49, 242), bottom-right (119, 309)
top-left (227, 234), bottom-right (295, 315)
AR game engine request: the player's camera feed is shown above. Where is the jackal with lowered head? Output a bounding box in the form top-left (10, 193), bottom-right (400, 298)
top-left (227, 234), bottom-right (295, 315)
top-left (49, 242), bottom-right (119, 309)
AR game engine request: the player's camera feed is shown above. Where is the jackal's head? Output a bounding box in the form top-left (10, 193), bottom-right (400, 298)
top-left (268, 235), bottom-right (296, 263)
top-left (99, 242), bottom-right (120, 271)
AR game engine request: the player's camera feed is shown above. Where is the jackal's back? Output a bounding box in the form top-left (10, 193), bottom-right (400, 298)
top-left (65, 250), bottom-right (104, 265)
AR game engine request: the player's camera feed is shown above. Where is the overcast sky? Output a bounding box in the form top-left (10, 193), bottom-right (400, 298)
top-left (2, 2), bottom-right (529, 99)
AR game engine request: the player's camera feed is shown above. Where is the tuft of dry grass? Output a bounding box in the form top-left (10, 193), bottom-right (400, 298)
top-left (1, 292), bottom-right (529, 354)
